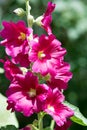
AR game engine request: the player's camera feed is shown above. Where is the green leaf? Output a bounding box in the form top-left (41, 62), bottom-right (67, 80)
top-left (64, 101), bottom-right (87, 126)
top-left (0, 125), bottom-right (18, 130)
top-left (0, 93), bottom-right (19, 127)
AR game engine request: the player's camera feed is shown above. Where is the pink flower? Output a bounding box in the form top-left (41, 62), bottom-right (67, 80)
top-left (4, 59), bottom-right (22, 81)
top-left (47, 62), bottom-right (72, 90)
top-left (55, 120), bottom-right (72, 130)
top-left (44, 88), bottom-right (74, 127)
top-left (12, 53), bottom-right (30, 67)
top-left (55, 62), bottom-right (72, 83)
top-left (29, 34), bottom-right (66, 75)
top-left (42, 2), bottom-right (55, 34)
top-left (6, 71), bottom-right (50, 116)
top-left (0, 20), bottom-right (32, 67)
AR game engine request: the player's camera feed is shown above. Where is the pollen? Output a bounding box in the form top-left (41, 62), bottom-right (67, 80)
top-left (38, 51), bottom-right (46, 60)
top-left (29, 88), bottom-right (36, 97)
top-left (18, 32), bottom-right (26, 41)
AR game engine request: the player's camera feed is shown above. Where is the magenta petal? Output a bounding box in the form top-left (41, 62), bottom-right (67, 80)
top-left (32, 60), bottom-right (48, 75)
top-left (42, 2), bottom-right (56, 34)
top-left (4, 59), bottom-right (22, 81)
top-left (15, 97), bottom-right (33, 116)
top-left (44, 89), bottom-right (74, 127)
top-left (55, 120), bottom-right (72, 130)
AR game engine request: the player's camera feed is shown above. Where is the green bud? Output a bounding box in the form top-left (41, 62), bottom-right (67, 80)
top-left (20, 67), bottom-right (28, 75)
top-left (27, 14), bottom-right (34, 27)
top-left (0, 67), bottom-right (4, 74)
top-left (35, 16), bottom-right (43, 26)
top-left (13, 8), bottom-right (25, 17)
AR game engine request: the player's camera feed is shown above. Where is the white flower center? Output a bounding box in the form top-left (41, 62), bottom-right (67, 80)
top-left (29, 88), bottom-right (36, 97)
top-left (20, 67), bottom-right (28, 75)
top-left (48, 105), bottom-right (54, 112)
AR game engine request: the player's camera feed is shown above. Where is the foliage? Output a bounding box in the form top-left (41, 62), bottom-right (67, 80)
top-left (64, 101), bottom-right (87, 126)
top-left (0, 125), bottom-right (18, 130)
top-left (0, 94), bottom-right (18, 127)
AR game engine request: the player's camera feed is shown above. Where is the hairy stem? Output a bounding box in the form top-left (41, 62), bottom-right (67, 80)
top-left (50, 120), bottom-right (55, 130)
top-left (38, 112), bottom-right (43, 130)
top-left (26, 0), bottom-right (33, 27)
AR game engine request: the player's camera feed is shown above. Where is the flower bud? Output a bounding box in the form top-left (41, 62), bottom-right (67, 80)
top-left (0, 67), bottom-right (4, 74)
top-left (27, 15), bottom-right (34, 27)
top-left (13, 8), bottom-right (25, 17)
top-left (20, 67), bottom-right (28, 75)
top-left (35, 16), bottom-right (43, 26)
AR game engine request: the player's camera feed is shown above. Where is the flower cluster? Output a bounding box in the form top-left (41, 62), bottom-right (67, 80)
top-left (0, 2), bottom-right (73, 130)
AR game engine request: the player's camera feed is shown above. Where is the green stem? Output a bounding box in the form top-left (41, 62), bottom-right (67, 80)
top-left (50, 120), bottom-right (55, 130)
top-left (26, 0), bottom-right (33, 27)
top-left (32, 125), bottom-right (39, 130)
top-left (26, 0), bottom-right (30, 27)
top-left (38, 112), bottom-right (43, 130)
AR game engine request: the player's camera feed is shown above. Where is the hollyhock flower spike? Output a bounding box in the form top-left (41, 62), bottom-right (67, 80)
top-left (44, 88), bottom-right (74, 127)
top-left (0, 0), bottom-right (79, 129)
top-left (42, 2), bottom-right (56, 34)
top-left (29, 34), bottom-right (66, 76)
top-left (0, 21), bottom-right (33, 67)
top-left (6, 71), bottom-right (50, 116)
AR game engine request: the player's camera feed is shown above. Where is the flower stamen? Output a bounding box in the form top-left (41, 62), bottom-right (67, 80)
top-left (29, 88), bottom-right (36, 97)
top-left (18, 32), bottom-right (26, 41)
top-left (38, 51), bottom-right (46, 60)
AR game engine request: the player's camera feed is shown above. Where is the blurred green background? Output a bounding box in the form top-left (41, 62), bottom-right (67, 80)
top-left (0, 0), bottom-right (87, 129)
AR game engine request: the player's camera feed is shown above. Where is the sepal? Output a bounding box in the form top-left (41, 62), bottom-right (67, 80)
top-left (35, 16), bottom-right (43, 26)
